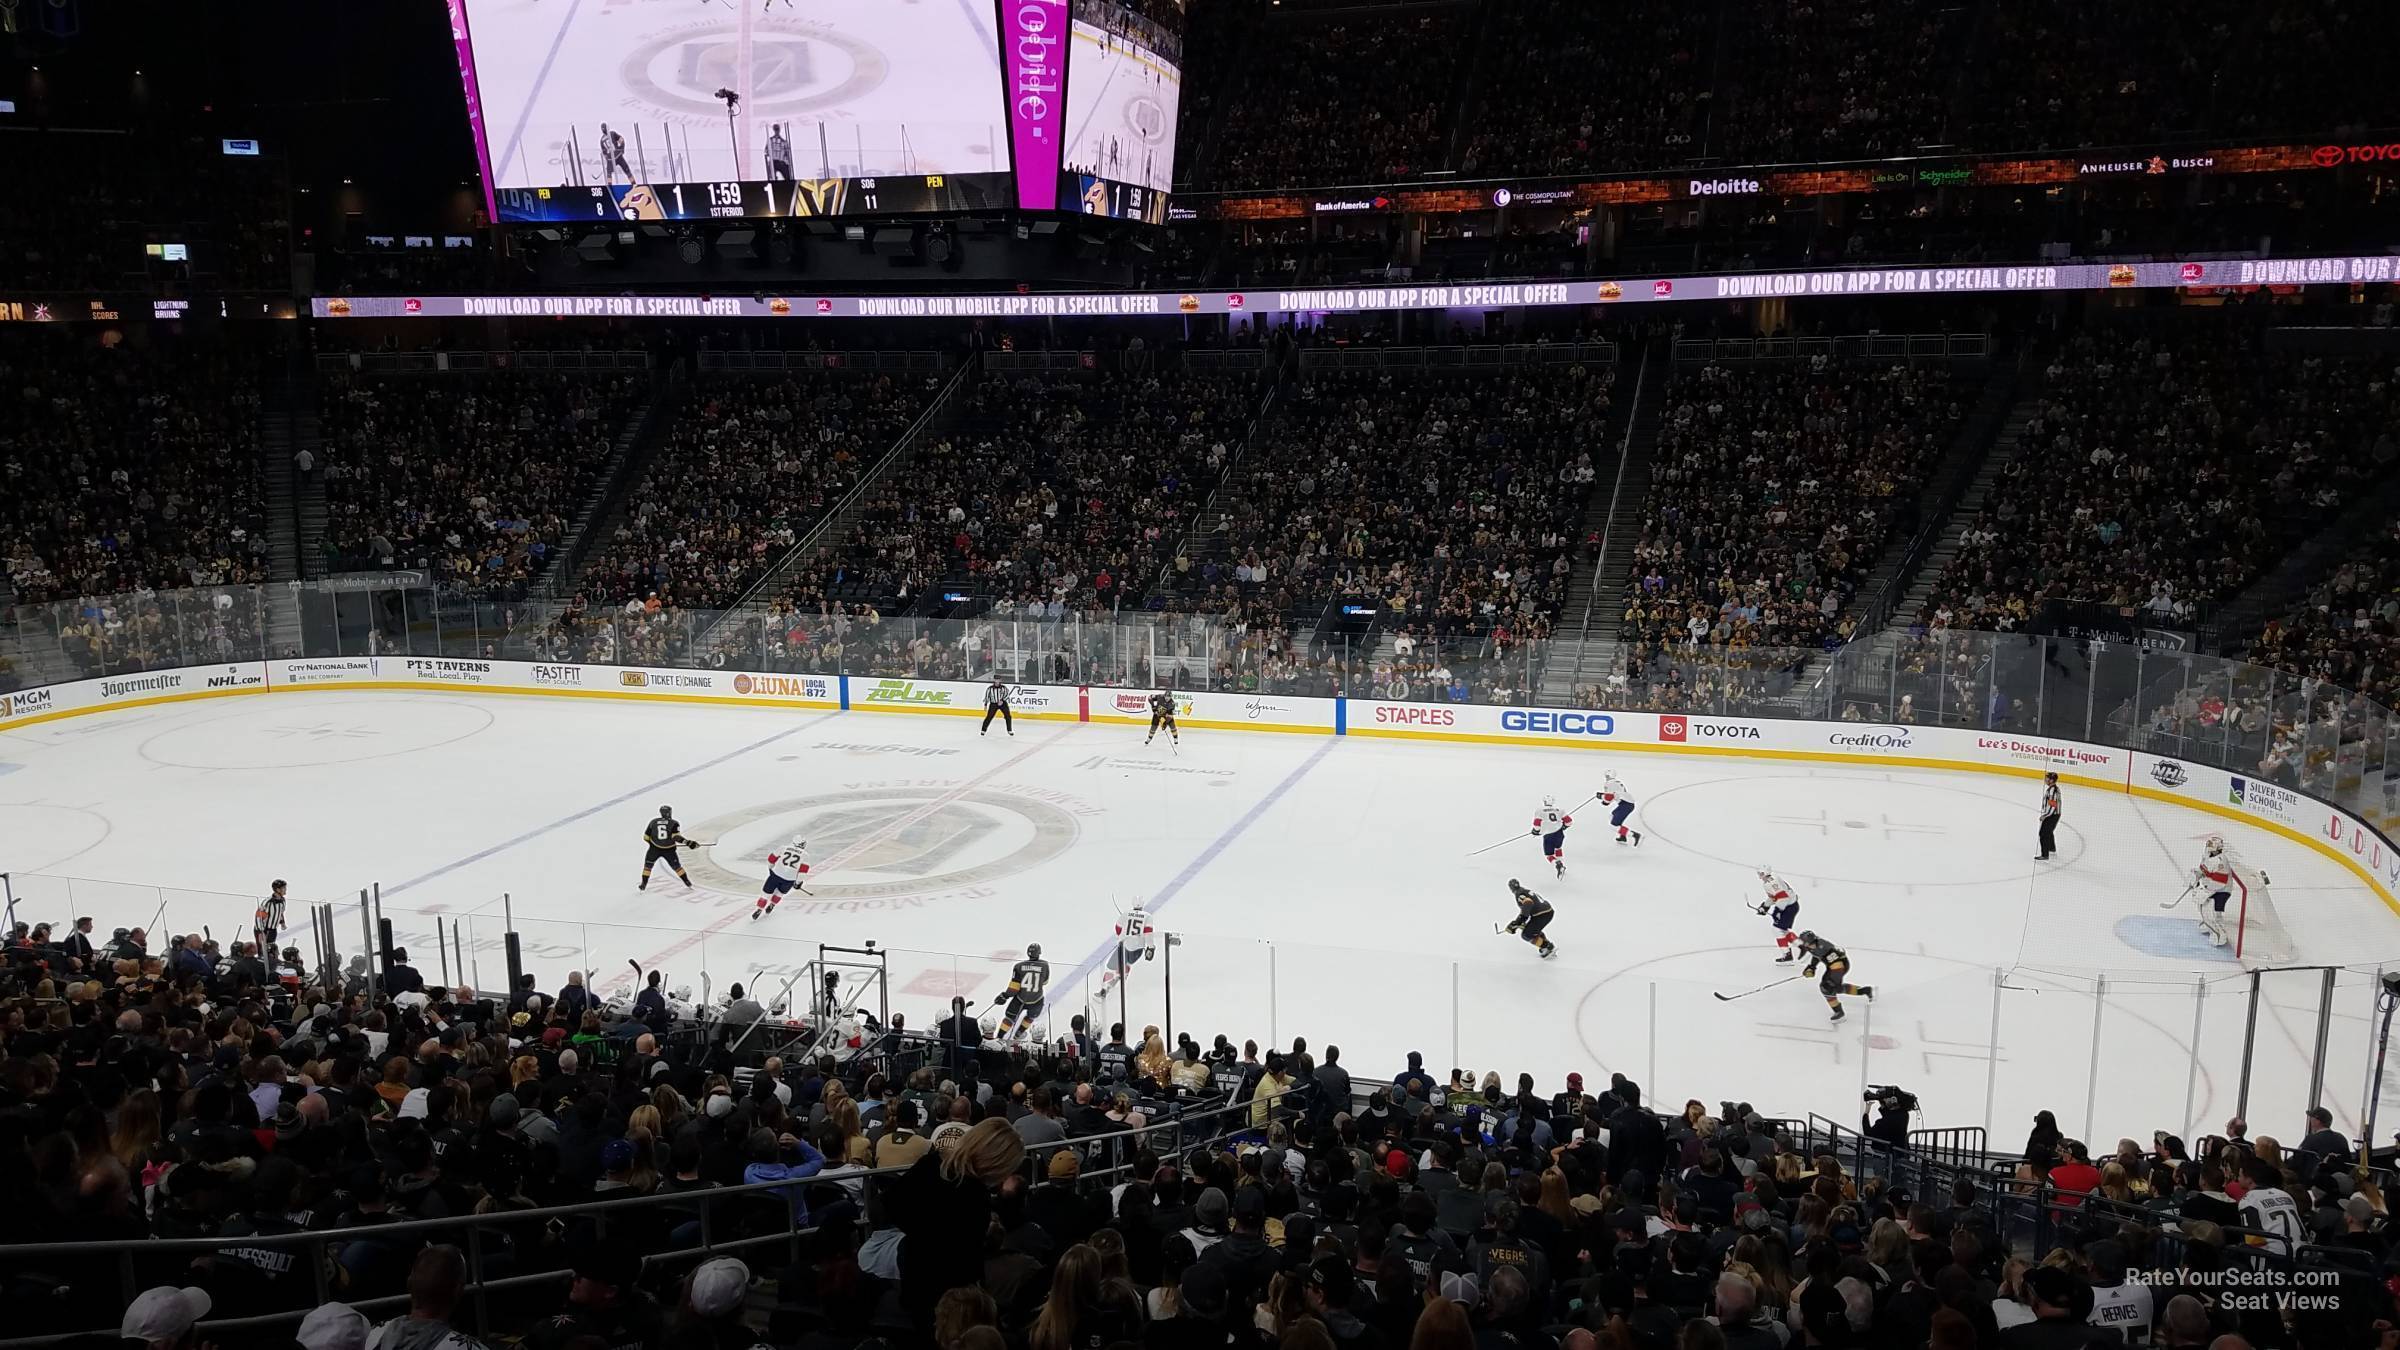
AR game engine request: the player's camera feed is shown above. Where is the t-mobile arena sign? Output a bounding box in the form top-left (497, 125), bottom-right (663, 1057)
top-left (1007, 0), bottom-right (1069, 212)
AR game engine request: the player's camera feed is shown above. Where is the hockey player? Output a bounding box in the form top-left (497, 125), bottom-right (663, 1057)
top-left (752, 837), bottom-right (812, 921)
top-left (995, 943), bottom-right (1051, 1038)
top-left (1795, 930), bottom-right (1874, 1021)
top-left (982, 677), bottom-right (1014, 737)
top-left (1751, 868), bottom-right (1801, 961)
top-left (1503, 879), bottom-right (1558, 959)
top-left (256, 879), bottom-right (288, 954)
top-left (1144, 690), bottom-right (1180, 746)
top-left (639, 806), bottom-right (697, 890)
top-left (2192, 836), bottom-right (2242, 947)
top-left (1530, 796), bottom-right (1573, 878)
top-left (1102, 904), bottom-right (1155, 989)
top-left (1597, 772), bottom-right (1642, 845)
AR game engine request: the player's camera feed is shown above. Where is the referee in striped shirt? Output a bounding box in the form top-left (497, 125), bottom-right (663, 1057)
top-left (2036, 771), bottom-right (2061, 860)
top-left (982, 677), bottom-right (1014, 737)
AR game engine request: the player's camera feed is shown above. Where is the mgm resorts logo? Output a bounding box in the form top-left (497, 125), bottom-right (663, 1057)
top-left (684, 781), bottom-right (1096, 903)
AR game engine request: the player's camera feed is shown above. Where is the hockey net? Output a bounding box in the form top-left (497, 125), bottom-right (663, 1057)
top-left (2229, 860), bottom-right (2298, 968)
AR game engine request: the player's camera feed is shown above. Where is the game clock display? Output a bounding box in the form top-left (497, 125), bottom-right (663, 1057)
top-left (498, 171), bottom-right (1015, 222)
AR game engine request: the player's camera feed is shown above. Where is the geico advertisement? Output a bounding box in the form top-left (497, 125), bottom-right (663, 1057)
top-left (1357, 702), bottom-right (1618, 739)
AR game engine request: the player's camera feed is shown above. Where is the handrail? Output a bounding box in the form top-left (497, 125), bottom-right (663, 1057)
top-left (1148, 349), bottom-right (1290, 597)
top-left (1566, 339), bottom-right (1649, 690)
top-left (0, 1079), bottom-right (1290, 1347)
top-left (698, 352), bottom-right (980, 637)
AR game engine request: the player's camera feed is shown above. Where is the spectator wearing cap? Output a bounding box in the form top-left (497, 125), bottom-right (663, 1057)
top-left (526, 1236), bottom-right (662, 1350)
top-left (2044, 1140), bottom-right (2103, 1208)
top-left (365, 1246), bottom-right (487, 1350)
top-left (667, 1256), bottom-right (755, 1350)
top-left (122, 1286), bottom-right (212, 1350)
top-left (1180, 1186), bottom-right (1233, 1258)
top-left (2297, 1106), bottom-right (2350, 1168)
top-left (298, 1303), bottom-right (371, 1350)
top-left (2331, 1192), bottom-right (2387, 1259)
top-left (1028, 1147), bottom-right (1104, 1248)
top-left (1201, 1183), bottom-right (1280, 1306)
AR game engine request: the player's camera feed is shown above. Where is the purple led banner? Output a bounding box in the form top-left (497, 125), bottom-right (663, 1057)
top-left (1005, 0), bottom-right (1071, 211)
top-left (444, 0), bottom-right (498, 223)
top-left (309, 255), bottom-right (2400, 321)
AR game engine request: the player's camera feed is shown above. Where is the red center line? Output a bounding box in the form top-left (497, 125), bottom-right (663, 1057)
top-left (606, 730), bottom-right (1068, 990)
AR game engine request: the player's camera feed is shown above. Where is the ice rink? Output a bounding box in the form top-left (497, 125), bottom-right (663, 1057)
top-left (1064, 19), bottom-right (1180, 194)
top-left (8, 689), bottom-right (2399, 1148)
top-left (463, 0), bottom-right (1009, 187)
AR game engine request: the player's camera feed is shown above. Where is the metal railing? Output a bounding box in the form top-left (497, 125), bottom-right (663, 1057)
top-left (1671, 332), bottom-right (1990, 364)
top-left (0, 1080), bottom-right (1287, 1347)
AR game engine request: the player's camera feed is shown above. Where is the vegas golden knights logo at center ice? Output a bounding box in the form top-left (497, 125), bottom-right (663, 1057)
top-left (688, 784), bottom-right (1093, 903)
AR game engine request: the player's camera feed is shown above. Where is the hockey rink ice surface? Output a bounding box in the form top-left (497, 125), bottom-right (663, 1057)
top-left (1064, 19), bottom-right (1181, 194)
top-left (8, 690), bottom-right (2399, 1147)
top-left (464, 0), bottom-right (1010, 187)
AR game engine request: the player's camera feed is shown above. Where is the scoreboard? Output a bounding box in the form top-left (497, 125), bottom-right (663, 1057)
top-left (451, 0), bottom-right (1181, 224)
top-left (498, 173), bottom-right (1015, 224)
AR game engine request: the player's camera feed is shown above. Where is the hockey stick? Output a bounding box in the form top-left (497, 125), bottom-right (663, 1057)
top-left (1467, 832), bottom-right (1531, 858)
top-left (2159, 880), bottom-right (2200, 910)
top-left (1711, 975), bottom-right (1800, 1002)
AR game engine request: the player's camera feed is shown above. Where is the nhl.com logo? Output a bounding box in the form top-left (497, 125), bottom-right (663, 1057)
top-left (2150, 760), bottom-right (2189, 788)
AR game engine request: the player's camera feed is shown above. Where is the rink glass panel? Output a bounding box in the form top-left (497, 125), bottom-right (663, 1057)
top-left (7, 584), bottom-right (2399, 1146)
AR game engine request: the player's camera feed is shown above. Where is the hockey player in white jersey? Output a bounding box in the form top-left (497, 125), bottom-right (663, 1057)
top-left (752, 836), bottom-right (812, 921)
top-left (1101, 904), bottom-right (1155, 990)
top-left (2191, 836), bottom-right (2241, 947)
top-left (1529, 796), bottom-right (1573, 877)
top-left (1597, 771), bottom-right (1642, 845)
top-left (1751, 868), bottom-right (1801, 961)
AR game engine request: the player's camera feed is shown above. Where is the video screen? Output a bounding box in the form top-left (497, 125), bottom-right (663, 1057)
top-left (455, 0), bottom-right (1017, 222)
top-left (1062, 0), bottom-right (1182, 211)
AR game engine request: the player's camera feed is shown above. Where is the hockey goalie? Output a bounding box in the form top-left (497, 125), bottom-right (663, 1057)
top-left (2188, 835), bottom-right (2271, 951)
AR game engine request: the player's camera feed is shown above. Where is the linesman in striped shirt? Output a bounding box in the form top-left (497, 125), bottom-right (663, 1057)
top-left (2036, 771), bottom-right (2061, 860)
top-left (982, 677), bottom-right (1014, 737)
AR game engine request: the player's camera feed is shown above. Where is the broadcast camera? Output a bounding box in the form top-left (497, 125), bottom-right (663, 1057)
top-left (1862, 1083), bottom-right (1918, 1147)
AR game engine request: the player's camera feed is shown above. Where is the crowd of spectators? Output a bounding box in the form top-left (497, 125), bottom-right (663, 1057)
top-left (319, 373), bottom-right (643, 600)
top-left (1616, 359), bottom-right (1961, 714)
top-left (1175, 365), bottom-right (1613, 670)
top-left (1196, 11), bottom-right (1462, 190)
top-left (1182, 0), bottom-right (2374, 191)
top-left (1709, 0), bottom-right (1963, 166)
top-left (0, 339), bottom-right (268, 608)
top-left (1918, 331), bottom-right (2393, 638)
top-left (2, 917), bottom-right (2392, 1350)
top-left (769, 370), bottom-right (1257, 626)
top-left (2248, 515), bottom-right (2400, 722)
top-left (1460, 0), bottom-right (1712, 179)
top-left (574, 373), bottom-right (932, 614)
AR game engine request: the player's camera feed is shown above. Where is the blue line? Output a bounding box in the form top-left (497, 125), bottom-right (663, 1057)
top-left (494, 0), bottom-right (585, 189)
top-left (955, 0), bottom-right (1001, 69)
top-left (1059, 735), bottom-right (1340, 995)
top-left (383, 709), bottom-right (839, 898)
